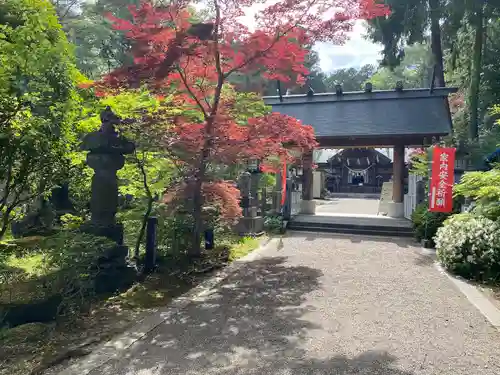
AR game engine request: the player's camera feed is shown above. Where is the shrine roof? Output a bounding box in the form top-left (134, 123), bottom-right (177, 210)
top-left (263, 87), bottom-right (457, 140)
top-left (328, 148), bottom-right (392, 165)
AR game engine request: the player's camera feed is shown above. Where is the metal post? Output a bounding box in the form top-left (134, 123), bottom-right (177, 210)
top-left (144, 216), bottom-right (158, 274)
top-left (205, 228), bottom-right (214, 250)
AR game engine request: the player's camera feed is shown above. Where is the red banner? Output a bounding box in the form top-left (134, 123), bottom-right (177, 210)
top-left (281, 161), bottom-right (287, 206)
top-left (429, 147), bottom-right (456, 213)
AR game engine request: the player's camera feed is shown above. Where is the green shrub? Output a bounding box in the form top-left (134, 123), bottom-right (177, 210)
top-left (260, 173), bottom-right (276, 189)
top-left (1, 231), bottom-right (118, 326)
top-left (59, 214), bottom-right (84, 230)
top-left (157, 213), bottom-right (195, 257)
top-left (264, 215), bottom-right (283, 234)
top-left (454, 167), bottom-right (500, 221)
top-left (411, 203), bottom-right (453, 247)
top-left (40, 231), bottom-right (116, 271)
top-left (435, 213), bottom-right (500, 282)
top-left (119, 201), bottom-right (196, 258)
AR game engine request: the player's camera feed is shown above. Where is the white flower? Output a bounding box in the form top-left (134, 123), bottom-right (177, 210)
top-left (435, 213), bottom-right (500, 279)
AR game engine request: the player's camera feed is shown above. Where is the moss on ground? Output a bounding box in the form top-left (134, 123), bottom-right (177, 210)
top-left (228, 236), bottom-right (262, 261)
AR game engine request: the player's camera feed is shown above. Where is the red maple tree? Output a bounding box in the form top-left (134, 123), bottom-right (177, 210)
top-left (93, 0), bottom-right (390, 255)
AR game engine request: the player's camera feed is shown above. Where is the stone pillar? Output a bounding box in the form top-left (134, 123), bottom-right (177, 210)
top-left (300, 150), bottom-right (316, 215)
top-left (388, 144), bottom-right (405, 218)
top-left (81, 107), bottom-right (135, 247)
top-left (250, 171), bottom-right (260, 217)
top-left (260, 188), bottom-right (267, 215)
top-left (239, 172), bottom-right (252, 217)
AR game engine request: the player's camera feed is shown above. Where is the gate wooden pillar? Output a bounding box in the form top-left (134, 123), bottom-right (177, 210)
top-left (300, 150), bottom-right (316, 214)
top-left (389, 144), bottom-right (405, 218)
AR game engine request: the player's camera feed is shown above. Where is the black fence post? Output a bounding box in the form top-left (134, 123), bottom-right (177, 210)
top-left (144, 216), bottom-right (158, 274)
top-left (205, 228), bottom-right (214, 250)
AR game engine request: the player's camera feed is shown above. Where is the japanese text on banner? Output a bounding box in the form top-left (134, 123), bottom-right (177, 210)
top-left (429, 147), bottom-right (456, 213)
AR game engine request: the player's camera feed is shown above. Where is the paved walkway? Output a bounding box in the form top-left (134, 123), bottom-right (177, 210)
top-left (316, 198), bottom-right (380, 215)
top-left (81, 233), bottom-right (500, 375)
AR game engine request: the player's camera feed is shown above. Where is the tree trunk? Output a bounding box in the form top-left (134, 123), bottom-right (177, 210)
top-left (0, 219), bottom-right (9, 240)
top-left (134, 197), bottom-right (153, 263)
top-left (134, 153), bottom-right (154, 265)
top-left (429, 0), bottom-right (445, 87)
top-left (0, 205), bottom-right (14, 240)
top-left (190, 128), bottom-right (213, 258)
top-left (189, 0), bottom-right (223, 258)
top-left (190, 159), bottom-right (207, 257)
top-left (469, 4), bottom-right (484, 140)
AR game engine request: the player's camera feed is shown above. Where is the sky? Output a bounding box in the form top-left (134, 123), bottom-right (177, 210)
top-left (314, 21), bottom-right (383, 73)
top-left (233, 2), bottom-right (384, 74)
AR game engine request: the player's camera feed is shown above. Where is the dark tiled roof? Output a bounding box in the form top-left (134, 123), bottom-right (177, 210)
top-left (328, 148), bottom-right (392, 165)
top-left (263, 88), bottom-right (457, 138)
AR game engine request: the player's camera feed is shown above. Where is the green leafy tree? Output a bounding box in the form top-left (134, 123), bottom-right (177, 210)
top-left (288, 50), bottom-right (328, 94)
top-left (454, 166), bottom-right (500, 221)
top-left (0, 0), bottom-right (81, 239)
top-left (366, 0), bottom-right (445, 87)
top-left (323, 65), bottom-right (376, 92)
top-left (48, 0), bottom-right (139, 79)
top-left (50, 0), bottom-right (82, 23)
top-left (76, 89), bottom-right (179, 258)
top-left (369, 44), bottom-right (433, 89)
top-left (451, 106), bottom-right (500, 221)
top-left (230, 49), bottom-right (327, 95)
top-left (54, 1), bottom-right (206, 79)
top-left (368, 0), bottom-right (500, 144)
top-left (444, 1), bottom-right (500, 140)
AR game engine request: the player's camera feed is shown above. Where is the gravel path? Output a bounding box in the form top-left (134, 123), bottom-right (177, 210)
top-left (87, 233), bottom-right (500, 375)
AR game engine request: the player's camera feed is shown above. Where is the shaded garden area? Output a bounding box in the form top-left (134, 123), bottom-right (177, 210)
top-left (0, 228), bottom-right (265, 374)
top-left (0, 0), bottom-right (309, 372)
top-left (2, 0), bottom-right (500, 373)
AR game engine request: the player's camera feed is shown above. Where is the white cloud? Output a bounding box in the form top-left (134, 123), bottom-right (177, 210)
top-left (195, 2), bottom-right (382, 74)
top-left (314, 21), bottom-right (382, 73)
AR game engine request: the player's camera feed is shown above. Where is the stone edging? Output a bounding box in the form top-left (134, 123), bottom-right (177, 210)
top-left (57, 237), bottom-right (281, 375)
top-left (419, 247), bottom-right (500, 331)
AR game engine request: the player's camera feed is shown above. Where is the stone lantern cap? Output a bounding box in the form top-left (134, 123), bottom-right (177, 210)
top-left (81, 106), bottom-right (135, 155)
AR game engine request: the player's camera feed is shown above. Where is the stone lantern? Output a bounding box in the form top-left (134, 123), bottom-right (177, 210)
top-left (236, 170), bottom-right (264, 236)
top-left (80, 107), bottom-right (135, 255)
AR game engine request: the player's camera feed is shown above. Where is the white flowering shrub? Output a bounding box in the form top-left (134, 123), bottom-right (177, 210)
top-left (435, 213), bottom-right (500, 282)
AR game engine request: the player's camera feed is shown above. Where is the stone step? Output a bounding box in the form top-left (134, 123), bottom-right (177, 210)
top-left (287, 219), bottom-right (414, 238)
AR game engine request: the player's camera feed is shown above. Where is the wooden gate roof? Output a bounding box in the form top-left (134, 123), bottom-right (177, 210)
top-left (263, 87), bottom-right (457, 146)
